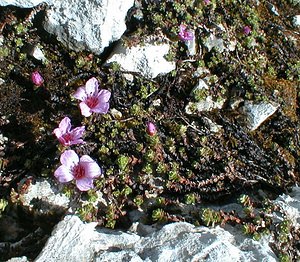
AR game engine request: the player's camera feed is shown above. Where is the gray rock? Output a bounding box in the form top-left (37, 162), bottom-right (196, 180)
top-left (272, 186), bottom-right (300, 226)
top-left (95, 250), bottom-right (143, 262)
top-left (35, 215), bottom-right (141, 262)
top-left (185, 77), bottom-right (226, 114)
top-left (267, 3), bottom-right (279, 16)
top-left (292, 15), bottom-right (300, 27)
top-left (32, 217), bottom-right (278, 262)
top-left (6, 257), bottom-right (29, 262)
top-left (43, 0), bottom-right (134, 55)
top-left (35, 215), bottom-right (100, 262)
top-left (18, 178), bottom-right (70, 215)
top-left (184, 33), bottom-right (197, 56)
top-left (241, 101), bottom-right (279, 131)
top-left (0, 0), bottom-right (49, 7)
top-left (204, 33), bottom-right (225, 53)
top-left (26, 45), bottom-right (47, 63)
top-left (106, 41), bottom-right (176, 79)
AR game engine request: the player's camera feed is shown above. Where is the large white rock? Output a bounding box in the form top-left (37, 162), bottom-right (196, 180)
top-left (0, 0), bottom-right (49, 7)
top-left (18, 178), bottom-right (70, 215)
top-left (35, 215), bottom-right (141, 262)
top-left (43, 0), bottom-right (134, 55)
top-left (35, 215), bottom-right (100, 262)
top-left (106, 41), bottom-right (176, 79)
top-left (242, 101), bottom-right (279, 131)
top-left (33, 216), bottom-right (278, 262)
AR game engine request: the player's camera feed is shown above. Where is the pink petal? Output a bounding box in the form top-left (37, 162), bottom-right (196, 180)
top-left (54, 165), bottom-right (74, 183)
top-left (53, 127), bottom-right (63, 139)
top-left (58, 136), bottom-right (70, 146)
top-left (179, 24), bottom-right (187, 32)
top-left (59, 117), bottom-right (71, 133)
top-left (97, 89), bottom-right (111, 102)
top-left (73, 87), bottom-right (87, 101)
top-left (80, 155), bottom-right (102, 178)
top-left (79, 102), bottom-right (92, 117)
top-left (91, 102), bottom-right (109, 114)
top-left (69, 139), bottom-right (84, 145)
top-left (60, 150), bottom-right (79, 167)
top-left (85, 77), bottom-right (99, 96)
top-left (70, 126), bottom-right (85, 140)
top-left (76, 177), bottom-right (94, 191)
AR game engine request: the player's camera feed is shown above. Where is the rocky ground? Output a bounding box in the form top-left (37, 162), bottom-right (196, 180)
top-left (0, 0), bottom-right (299, 261)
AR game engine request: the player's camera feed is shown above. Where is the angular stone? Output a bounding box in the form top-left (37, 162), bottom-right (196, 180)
top-left (242, 101), bottom-right (279, 131)
top-left (0, 0), bottom-right (48, 7)
top-left (204, 33), bottom-right (225, 52)
top-left (6, 257), bottom-right (29, 262)
top-left (185, 78), bottom-right (226, 114)
top-left (35, 215), bottom-right (100, 262)
top-left (273, 186), bottom-right (300, 226)
top-left (43, 0), bottom-right (134, 55)
top-left (106, 41), bottom-right (176, 79)
top-left (35, 215), bottom-right (141, 262)
top-left (19, 178), bottom-right (70, 215)
top-left (292, 15), bottom-right (300, 27)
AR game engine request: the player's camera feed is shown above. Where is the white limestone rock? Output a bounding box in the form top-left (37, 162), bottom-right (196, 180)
top-left (106, 41), bottom-right (176, 79)
top-left (184, 33), bottom-right (197, 56)
top-left (6, 257), bottom-right (29, 262)
top-left (43, 0), bottom-right (134, 55)
top-left (272, 186), bottom-right (300, 227)
top-left (241, 101), bottom-right (279, 131)
top-left (185, 78), bottom-right (226, 114)
top-left (0, 0), bottom-right (49, 7)
top-left (292, 15), bottom-right (300, 27)
top-left (95, 250), bottom-right (143, 262)
top-left (26, 45), bottom-right (47, 63)
top-left (204, 33), bottom-right (225, 53)
top-left (34, 217), bottom-right (278, 262)
top-left (35, 215), bottom-right (100, 262)
top-left (19, 178), bottom-right (70, 215)
top-left (35, 215), bottom-right (141, 262)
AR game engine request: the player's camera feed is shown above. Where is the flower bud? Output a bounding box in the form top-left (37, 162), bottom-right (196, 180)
top-left (31, 71), bottom-right (44, 87)
top-left (243, 26), bottom-right (251, 36)
top-left (146, 122), bottom-right (157, 136)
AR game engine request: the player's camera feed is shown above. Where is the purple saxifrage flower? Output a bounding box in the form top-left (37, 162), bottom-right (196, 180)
top-left (178, 24), bottom-right (194, 41)
top-left (31, 71), bottom-right (44, 87)
top-left (54, 150), bottom-right (102, 191)
top-left (73, 77), bottom-right (111, 117)
top-left (53, 117), bottom-right (85, 146)
top-left (243, 26), bottom-right (251, 35)
top-left (146, 122), bottom-right (157, 136)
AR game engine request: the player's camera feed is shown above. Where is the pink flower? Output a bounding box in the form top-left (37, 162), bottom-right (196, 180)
top-left (54, 150), bottom-right (102, 191)
top-left (146, 122), bottom-right (157, 136)
top-left (53, 117), bottom-right (85, 146)
top-left (73, 77), bottom-right (111, 117)
top-left (31, 71), bottom-right (44, 87)
top-left (203, 0), bottom-right (210, 4)
top-left (243, 26), bottom-right (251, 35)
top-left (178, 24), bottom-right (194, 41)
